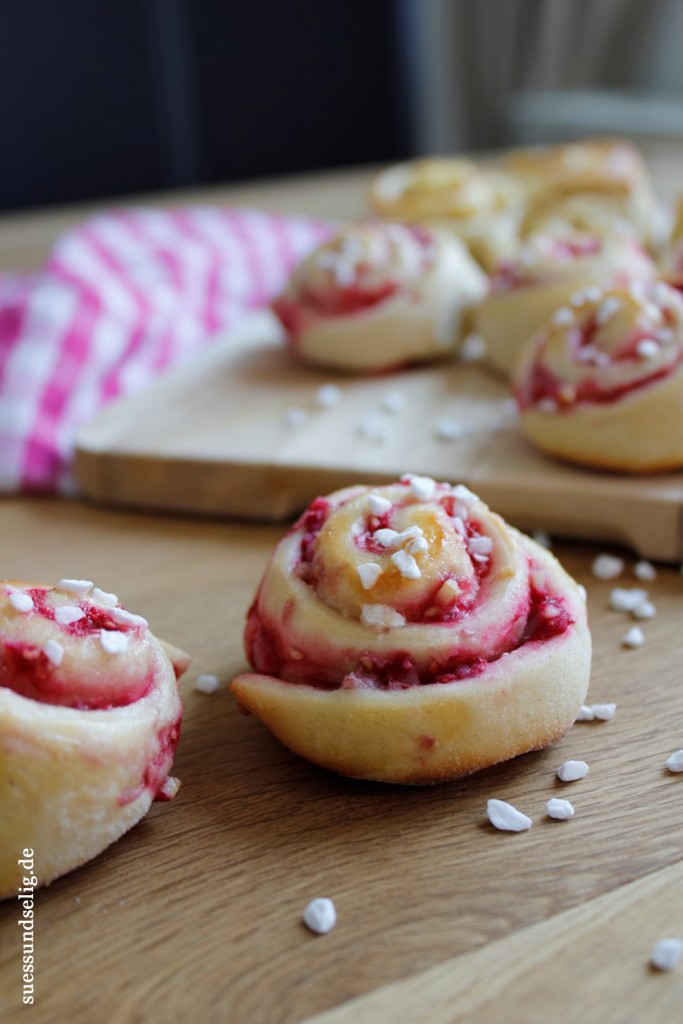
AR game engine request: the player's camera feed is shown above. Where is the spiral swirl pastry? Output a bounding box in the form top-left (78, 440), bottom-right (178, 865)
top-left (504, 138), bottom-right (656, 245)
top-left (368, 157), bottom-right (525, 270)
top-left (471, 232), bottom-right (656, 378)
top-left (514, 280), bottom-right (683, 471)
top-left (0, 580), bottom-right (189, 898)
top-left (231, 477), bottom-right (590, 784)
top-left (272, 222), bottom-right (486, 373)
top-left (659, 196), bottom-right (683, 277)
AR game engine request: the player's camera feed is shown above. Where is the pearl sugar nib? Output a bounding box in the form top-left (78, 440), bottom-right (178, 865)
top-left (592, 554), bottom-right (624, 580)
top-left (666, 750), bottom-right (683, 773)
top-left (557, 760), bottom-right (589, 782)
top-left (546, 798), bottom-right (575, 820)
top-left (650, 938), bottom-right (683, 972)
top-left (486, 799), bottom-right (532, 832)
top-left (302, 897), bottom-right (337, 935)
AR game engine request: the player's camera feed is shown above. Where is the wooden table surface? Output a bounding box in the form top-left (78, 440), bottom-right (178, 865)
top-left (2, 150), bottom-right (683, 1024)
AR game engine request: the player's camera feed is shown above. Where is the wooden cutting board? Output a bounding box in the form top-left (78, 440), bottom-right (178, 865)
top-left (75, 310), bottom-right (683, 561)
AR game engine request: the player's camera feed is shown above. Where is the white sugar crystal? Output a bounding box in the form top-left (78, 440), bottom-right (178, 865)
top-left (451, 484), bottom-right (478, 503)
top-left (159, 776), bottom-right (181, 800)
top-left (381, 390), bottom-right (405, 413)
top-left (650, 938), bottom-right (683, 972)
top-left (547, 797), bottom-right (575, 820)
top-left (486, 799), bottom-right (532, 832)
top-left (42, 639), bottom-right (64, 666)
top-left (194, 673), bottom-right (220, 694)
top-left (575, 705), bottom-right (594, 721)
top-left (434, 417), bottom-right (466, 441)
top-left (609, 587), bottom-right (649, 612)
top-left (108, 607), bottom-right (148, 629)
top-left (557, 760), bottom-right (589, 782)
top-left (374, 528), bottom-right (400, 548)
top-left (622, 625), bottom-right (645, 648)
top-left (367, 494), bottom-right (392, 516)
top-left (357, 562), bottom-right (383, 589)
top-left (54, 605), bottom-right (85, 626)
top-left (634, 560), bottom-right (656, 581)
top-left (302, 897), bottom-right (336, 935)
top-left (537, 397), bottom-right (558, 414)
top-left (467, 535), bottom-right (493, 556)
top-left (592, 554), bottom-right (624, 580)
top-left (452, 516), bottom-right (467, 537)
top-left (583, 286), bottom-right (603, 303)
top-left (357, 412), bottom-right (391, 442)
top-left (408, 475), bottom-right (436, 501)
top-left (551, 306), bottom-right (573, 326)
top-left (632, 600), bottom-right (656, 621)
top-left (91, 587), bottom-right (118, 606)
top-left (361, 604), bottom-right (406, 630)
top-left (406, 536), bottom-right (429, 554)
top-left (284, 407), bottom-right (308, 429)
top-left (666, 750), bottom-right (683, 772)
top-left (57, 579), bottom-right (93, 597)
top-left (595, 296), bottom-right (621, 326)
top-left (570, 289), bottom-right (588, 307)
top-left (316, 384), bottom-right (341, 408)
top-left (591, 703), bottom-right (617, 721)
top-left (532, 530), bottom-right (552, 549)
top-left (100, 630), bottom-right (129, 654)
top-left (8, 590), bottom-right (33, 613)
top-left (391, 549), bottom-right (421, 580)
top-left (636, 338), bottom-right (660, 359)
top-left (577, 584), bottom-right (587, 602)
top-left (459, 333), bottom-right (487, 362)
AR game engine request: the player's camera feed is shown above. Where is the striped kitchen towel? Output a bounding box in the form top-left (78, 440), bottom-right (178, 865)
top-left (0, 206), bottom-right (331, 493)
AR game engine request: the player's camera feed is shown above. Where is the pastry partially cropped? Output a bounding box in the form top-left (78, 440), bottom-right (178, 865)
top-left (0, 580), bottom-right (189, 898)
top-left (658, 195), bottom-right (683, 277)
top-left (504, 137), bottom-right (657, 245)
top-left (514, 280), bottom-right (683, 471)
top-left (471, 231), bottom-right (656, 378)
top-left (272, 222), bottom-right (487, 373)
top-left (231, 477), bottom-right (591, 784)
top-left (368, 157), bottom-right (525, 269)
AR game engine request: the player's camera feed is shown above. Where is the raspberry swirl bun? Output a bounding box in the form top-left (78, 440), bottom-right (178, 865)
top-left (368, 157), bottom-right (524, 270)
top-left (471, 232), bottom-right (656, 378)
top-left (231, 477), bottom-right (591, 784)
top-left (272, 222), bottom-right (486, 373)
top-left (0, 580), bottom-right (189, 898)
top-left (514, 280), bottom-right (683, 471)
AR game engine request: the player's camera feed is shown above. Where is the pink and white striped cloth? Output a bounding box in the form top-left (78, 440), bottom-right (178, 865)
top-left (0, 206), bottom-right (332, 493)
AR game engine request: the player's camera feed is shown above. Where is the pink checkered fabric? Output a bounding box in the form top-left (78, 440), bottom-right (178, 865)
top-left (0, 207), bottom-right (332, 493)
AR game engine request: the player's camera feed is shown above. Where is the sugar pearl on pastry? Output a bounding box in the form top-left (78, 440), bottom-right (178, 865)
top-left (467, 535), bottom-right (494, 556)
top-left (99, 630), bottom-right (130, 654)
top-left (551, 307), bottom-right (574, 326)
top-left (546, 797), bottom-right (575, 820)
top-left (596, 295), bottom-right (621, 325)
top-left (8, 590), bottom-right (33, 613)
top-left (381, 390), bottom-right (405, 413)
top-left (408, 474), bottom-right (436, 501)
top-left (302, 897), bottom-right (337, 935)
top-left (557, 760), bottom-right (589, 782)
top-left (367, 494), bottom-right (392, 516)
top-left (636, 338), bottom-right (660, 359)
top-left (42, 639), bottom-right (65, 666)
top-left (57, 579), bottom-right (93, 597)
top-left (91, 587), bottom-right (118, 606)
top-left (357, 563), bottom-right (383, 590)
top-left (109, 607), bottom-right (148, 629)
top-left (55, 605), bottom-right (85, 626)
top-left (360, 604), bottom-right (406, 630)
top-left (391, 550), bottom-right (421, 580)
top-left (374, 528), bottom-right (400, 548)
top-left (316, 384), bottom-right (341, 408)
top-left (486, 799), bottom-right (532, 832)
top-left (284, 407), bottom-right (308, 429)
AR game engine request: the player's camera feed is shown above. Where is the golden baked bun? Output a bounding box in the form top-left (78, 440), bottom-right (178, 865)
top-left (471, 232), bottom-right (656, 378)
top-left (514, 280), bottom-right (683, 471)
top-left (0, 580), bottom-right (189, 898)
top-left (368, 157), bottom-right (525, 269)
top-left (504, 138), bottom-right (656, 245)
top-left (658, 196), bottom-right (683, 276)
top-left (231, 477), bottom-right (591, 784)
top-left (272, 222), bottom-right (487, 373)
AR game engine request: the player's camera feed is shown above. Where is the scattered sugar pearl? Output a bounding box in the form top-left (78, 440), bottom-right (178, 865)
top-left (557, 760), bottom-right (589, 782)
top-left (636, 338), bottom-right (660, 359)
top-left (55, 605), bottom-right (85, 626)
top-left (583, 286), bottom-right (603, 303)
top-left (406, 535), bottom-right (429, 555)
top-left (109, 607), bottom-right (148, 629)
top-left (591, 703), bottom-right (617, 721)
top-left (357, 563), bottom-right (383, 590)
top-left (100, 630), bottom-right (129, 654)
top-left (622, 625), bottom-right (645, 648)
top-left (408, 475), bottom-right (436, 501)
top-left (434, 417), bottom-right (466, 441)
top-left (467, 535), bottom-right (493, 556)
top-left (42, 639), bottom-right (64, 666)
top-left (577, 584), bottom-right (587, 602)
top-left (592, 554), bottom-right (624, 580)
top-left (634, 560), bottom-right (656, 582)
top-left (8, 591), bottom-right (33, 613)
top-left (194, 673), bottom-right (220, 694)
top-left (302, 898), bottom-right (337, 935)
top-left (57, 579), bottom-right (93, 597)
top-left (284, 407), bottom-right (308, 429)
top-left (374, 528), bottom-right (400, 548)
top-left (575, 705), bottom-right (594, 721)
top-left (159, 776), bottom-right (181, 800)
top-left (91, 587), bottom-right (118, 606)
top-left (459, 333), bottom-right (487, 362)
top-left (595, 295), bottom-right (621, 326)
top-left (391, 549), bottom-right (421, 580)
top-left (536, 397), bottom-right (558, 414)
top-left (316, 384), bottom-right (342, 408)
top-left (632, 600), bottom-right (656, 621)
top-left (531, 530), bottom-right (552, 549)
top-left (609, 587), bottom-right (648, 612)
top-left (361, 604), bottom-right (406, 630)
top-left (666, 750), bottom-right (683, 773)
top-left (551, 306), bottom-right (573, 326)
top-left (650, 938), bottom-right (683, 972)
top-left (452, 484), bottom-right (478, 504)
top-left (381, 391), bottom-right (405, 413)
top-left (546, 798), bottom-right (575, 820)
top-left (357, 412), bottom-right (391, 443)
top-left (486, 799), bottom-right (532, 832)
top-left (367, 493), bottom-right (392, 516)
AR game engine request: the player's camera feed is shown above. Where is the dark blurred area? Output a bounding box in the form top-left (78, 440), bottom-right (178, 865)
top-left (0, 0), bottom-right (410, 212)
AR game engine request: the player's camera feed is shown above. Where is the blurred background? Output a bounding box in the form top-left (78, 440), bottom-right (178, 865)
top-left (3, 0), bottom-right (683, 213)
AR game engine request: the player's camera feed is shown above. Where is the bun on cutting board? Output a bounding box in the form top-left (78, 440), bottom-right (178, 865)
top-left (0, 580), bottom-right (189, 898)
top-left (231, 477), bottom-right (591, 784)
